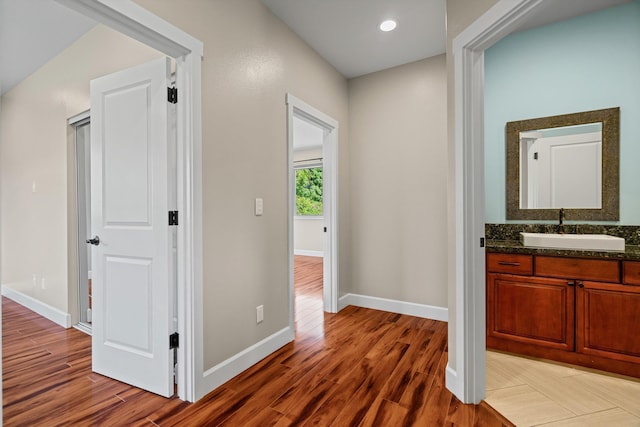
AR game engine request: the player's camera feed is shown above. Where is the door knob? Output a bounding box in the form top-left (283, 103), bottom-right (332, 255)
top-left (86, 236), bottom-right (100, 246)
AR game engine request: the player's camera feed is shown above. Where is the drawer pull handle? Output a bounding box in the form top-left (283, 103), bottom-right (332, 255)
top-left (567, 280), bottom-right (575, 287)
top-left (498, 262), bottom-right (521, 266)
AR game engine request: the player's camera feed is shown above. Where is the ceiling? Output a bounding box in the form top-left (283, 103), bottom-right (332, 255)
top-left (261, 0), bottom-right (632, 78)
top-left (0, 0), bottom-right (97, 95)
top-left (261, 0), bottom-right (446, 78)
top-left (0, 0), bottom-right (632, 96)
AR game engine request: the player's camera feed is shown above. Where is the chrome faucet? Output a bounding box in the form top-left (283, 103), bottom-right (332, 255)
top-left (558, 208), bottom-right (565, 234)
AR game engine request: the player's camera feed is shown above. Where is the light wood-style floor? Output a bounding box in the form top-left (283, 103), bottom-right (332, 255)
top-left (3, 255), bottom-right (510, 426)
top-left (486, 350), bottom-right (640, 426)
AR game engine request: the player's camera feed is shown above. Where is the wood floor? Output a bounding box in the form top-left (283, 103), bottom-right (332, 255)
top-left (3, 255), bottom-right (510, 426)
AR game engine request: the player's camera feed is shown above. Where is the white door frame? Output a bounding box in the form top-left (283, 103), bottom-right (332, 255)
top-left (447, 0), bottom-right (546, 404)
top-left (56, 0), bottom-right (203, 402)
top-left (68, 111), bottom-right (92, 329)
top-left (286, 94), bottom-right (339, 322)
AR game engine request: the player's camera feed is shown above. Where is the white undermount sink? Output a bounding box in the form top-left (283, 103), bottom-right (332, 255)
top-left (520, 232), bottom-right (625, 252)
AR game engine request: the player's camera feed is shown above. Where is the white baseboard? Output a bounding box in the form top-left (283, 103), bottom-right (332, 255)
top-left (445, 363), bottom-right (462, 400)
top-left (198, 326), bottom-right (294, 400)
top-left (2, 285), bottom-right (72, 328)
top-left (293, 249), bottom-right (323, 257)
top-left (338, 293), bottom-right (448, 322)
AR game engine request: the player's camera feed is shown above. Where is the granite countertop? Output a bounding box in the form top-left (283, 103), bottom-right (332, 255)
top-left (486, 239), bottom-right (640, 261)
top-left (485, 223), bottom-right (640, 261)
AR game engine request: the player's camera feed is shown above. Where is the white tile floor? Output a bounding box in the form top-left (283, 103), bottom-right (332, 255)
top-left (485, 351), bottom-right (640, 426)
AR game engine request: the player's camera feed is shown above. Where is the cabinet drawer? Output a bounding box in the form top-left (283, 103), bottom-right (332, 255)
top-left (536, 256), bottom-right (620, 283)
top-left (623, 261), bottom-right (640, 286)
top-left (487, 253), bottom-right (533, 275)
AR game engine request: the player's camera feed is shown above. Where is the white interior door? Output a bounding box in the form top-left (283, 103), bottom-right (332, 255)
top-left (90, 57), bottom-right (174, 397)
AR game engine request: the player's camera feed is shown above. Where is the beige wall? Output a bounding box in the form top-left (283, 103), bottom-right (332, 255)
top-left (134, 0), bottom-right (350, 369)
top-left (348, 55), bottom-right (448, 308)
top-left (445, 0), bottom-right (499, 373)
top-left (294, 218), bottom-right (324, 254)
top-left (0, 25), bottom-right (162, 313)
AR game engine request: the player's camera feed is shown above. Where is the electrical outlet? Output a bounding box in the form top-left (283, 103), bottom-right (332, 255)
top-left (256, 305), bottom-right (264, 324)
top-left (41, 277), bottom-right (46, 290)
top-left (32, 274), bottom-right (37, 288)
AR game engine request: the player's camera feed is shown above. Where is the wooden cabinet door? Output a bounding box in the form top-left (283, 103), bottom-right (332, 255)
top-left (576, 281), bottom-right (640, 363)
top-left (487, 273), bottom-right (575, 351)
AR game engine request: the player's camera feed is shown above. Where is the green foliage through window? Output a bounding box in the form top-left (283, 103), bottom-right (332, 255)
top-left (296, 167), bottom-right (323, 216)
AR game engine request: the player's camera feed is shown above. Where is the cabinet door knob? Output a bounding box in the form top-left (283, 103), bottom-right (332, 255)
top-left (577, 281), bottom-right (584, 288)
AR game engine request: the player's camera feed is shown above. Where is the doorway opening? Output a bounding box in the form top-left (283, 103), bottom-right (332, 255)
top-left (292, 118), bottom-right (325, 331)
top-left (56, 0), bottom-right (203, 402)
top-left (287, 94), bottom-right (339, 335)
top-left (451, 0), bottom-right (635, 409)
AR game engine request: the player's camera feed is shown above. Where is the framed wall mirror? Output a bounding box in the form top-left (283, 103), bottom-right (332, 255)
top-left (506, 107), bottom-right (619, 221)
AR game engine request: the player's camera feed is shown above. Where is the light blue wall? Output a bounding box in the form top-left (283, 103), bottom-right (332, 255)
top-left (484, 1), bottom-right (640, 224)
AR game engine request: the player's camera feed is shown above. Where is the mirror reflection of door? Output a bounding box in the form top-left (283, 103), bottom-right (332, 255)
top-left (520, 124), bottom-right (602, 209)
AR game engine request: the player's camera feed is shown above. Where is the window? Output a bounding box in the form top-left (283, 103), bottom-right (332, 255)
top-left (295, 167), bottom-right (323, 216)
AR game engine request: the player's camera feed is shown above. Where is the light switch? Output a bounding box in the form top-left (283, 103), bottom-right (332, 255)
top-left (255, 198), bottom-right (263, 216)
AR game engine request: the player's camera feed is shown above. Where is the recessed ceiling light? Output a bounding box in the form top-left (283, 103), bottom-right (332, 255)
top-left (379, 20), bottom-right (397, 32)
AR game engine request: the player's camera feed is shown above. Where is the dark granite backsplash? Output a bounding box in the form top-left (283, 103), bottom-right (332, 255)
top-left (485, 223), bottom-right (640, 245)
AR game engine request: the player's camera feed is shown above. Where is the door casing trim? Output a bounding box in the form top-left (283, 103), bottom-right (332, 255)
top-left (446, 0), bottom-right (546, 404)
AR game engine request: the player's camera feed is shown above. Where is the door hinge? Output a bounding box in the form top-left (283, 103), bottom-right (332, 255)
top-left (169, 211), bottom-right (179, 226)
top-left (169, 332), bottom-right (179, 349)
top-left (480, 237), bottom-right (485, 248)
top-left (168, 87), bottom-right (178, 104)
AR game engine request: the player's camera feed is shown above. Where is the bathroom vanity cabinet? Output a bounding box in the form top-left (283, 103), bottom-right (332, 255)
top-left (487, 252), bottom-right (640, 377)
